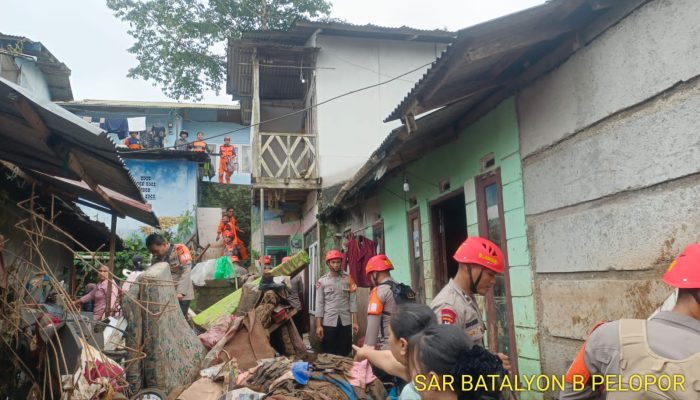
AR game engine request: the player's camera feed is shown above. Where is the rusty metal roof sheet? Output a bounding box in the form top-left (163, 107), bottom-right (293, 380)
top-left (0, 76), bottom-right (158, 226)
top-left (330, 0), bottom-right (649, 210)
top-left (384, 0), bottom-right (640, 122)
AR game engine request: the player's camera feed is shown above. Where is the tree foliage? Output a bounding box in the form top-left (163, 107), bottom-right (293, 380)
top-left (106, 0), bottom-right (333, 100)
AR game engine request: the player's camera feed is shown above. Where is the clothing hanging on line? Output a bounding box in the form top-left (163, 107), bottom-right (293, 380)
top-left (342, 235), bottom-right (376, 288)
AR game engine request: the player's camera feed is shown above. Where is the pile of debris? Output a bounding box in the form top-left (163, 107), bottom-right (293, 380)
top-left (163, 250), bottom-right (387, 400)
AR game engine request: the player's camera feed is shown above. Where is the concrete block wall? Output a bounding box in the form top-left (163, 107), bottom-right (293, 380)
top-left (517, 0), bottom-right (700, 384)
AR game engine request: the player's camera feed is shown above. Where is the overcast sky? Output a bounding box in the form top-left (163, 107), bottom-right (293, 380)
top-left (1, 0), bottom-right (544, 104)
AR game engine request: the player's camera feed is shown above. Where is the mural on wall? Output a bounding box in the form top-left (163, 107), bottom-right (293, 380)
top-left (83, 159), bottom-right (198, 240)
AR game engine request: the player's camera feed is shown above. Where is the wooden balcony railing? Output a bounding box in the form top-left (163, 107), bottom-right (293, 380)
top-left (257, 132), bottom-right (318, 182)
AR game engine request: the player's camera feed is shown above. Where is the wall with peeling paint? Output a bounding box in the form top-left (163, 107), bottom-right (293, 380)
top-left (517, 0), bottom-right (700, 386)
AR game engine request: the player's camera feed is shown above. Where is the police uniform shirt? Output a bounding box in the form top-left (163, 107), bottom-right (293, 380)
top-left (315, 271), bottom-right (357, 327)
top-left (430, 278), bottom-right (485, 346)
top-left (152, 244), bottom-right (194, 301)
top-left (287, 274), bottom-right (304, 311)
top-left (366, 278), bottom-right (398, 349)
top-left (559, 311), bottom-right (700, 400)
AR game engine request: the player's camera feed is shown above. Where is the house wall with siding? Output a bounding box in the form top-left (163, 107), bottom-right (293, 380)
top-left (517, 0), bottom-right (700, 383)
top-left (374, 99), bottom-right (542, 399)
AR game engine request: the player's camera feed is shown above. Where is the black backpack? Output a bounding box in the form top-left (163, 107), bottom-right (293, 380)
top-left (379, 280), bottom-right (416, 305)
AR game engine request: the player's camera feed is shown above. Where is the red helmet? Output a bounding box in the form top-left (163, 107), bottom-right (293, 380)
top-left (224, 230), bottom-right (235, 239)
top-left (261, 255), bottom-right (271, 265)
top-left (664, 244), bottom-right (700, 288)
top-left (365, 255), bottom-right (394, 276)
top-left (282, 256), bottom-right (291, 263)
top-left (229, 256), bottom-right (240, 263)
top-left (325, 250), bottom-right (342, 263)
top-left (453, 237), bottom-right (505, 274)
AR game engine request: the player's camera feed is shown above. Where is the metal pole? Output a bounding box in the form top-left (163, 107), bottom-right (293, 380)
top-left (260, 187), bottom-right (265, 273)
top-left (104, 213), bottom-right (117, 317)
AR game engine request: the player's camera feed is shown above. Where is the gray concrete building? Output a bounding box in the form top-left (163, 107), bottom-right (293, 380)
top-left (516, 0), bottom-right (700, 380)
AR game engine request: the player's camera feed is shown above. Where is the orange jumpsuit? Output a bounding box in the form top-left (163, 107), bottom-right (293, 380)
top-left (218, 144), bottom-right (236, 184)
top-left (217, 219), bottom-right (248, 260)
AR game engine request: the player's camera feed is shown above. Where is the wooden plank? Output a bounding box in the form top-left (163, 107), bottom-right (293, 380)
top-left (64, 150), bottom-right (127, 218)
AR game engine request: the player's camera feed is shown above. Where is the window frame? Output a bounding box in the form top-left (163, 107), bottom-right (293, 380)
top-left (475, 168), bottom-right (519, 376)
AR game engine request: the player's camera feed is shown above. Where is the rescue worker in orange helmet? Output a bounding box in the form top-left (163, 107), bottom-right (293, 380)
top-left (124, 131), bottom-right (142, 150)
top-left (364, 254), bottom-right (400, 351)
top-left (315, 249), bottom-right (358, 356)
top-left (430, 236), bottom-right (511, 371)
top-left (559, 244), bottom-right (700, 400)
top-left (218, 136), bottom-right (236, 184)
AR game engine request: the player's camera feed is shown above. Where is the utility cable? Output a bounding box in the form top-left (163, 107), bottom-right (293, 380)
top-left (123, 60), bottom-right (432, 154)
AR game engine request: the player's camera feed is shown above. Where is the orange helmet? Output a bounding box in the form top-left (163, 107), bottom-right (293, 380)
top-left (261, 255), bottom-right (271, 265)
top-left (365, 255), bottom-right (394, 276)
top-left (224, 230), bottom-right (235, 239)
top-left (325, 250), bottom-right (343, 263)
top-left (282, 256), bottom-right (291, 263)
top-left (229, 256), bottom-right (240, 263)
top-left (664, 244), bottom-right (700, 288)
top-left (453, 236), bottom-right (505, 274)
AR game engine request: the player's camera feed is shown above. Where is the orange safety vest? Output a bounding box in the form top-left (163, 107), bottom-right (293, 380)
top-left (124, 137), bottom-right (141, 150)
top-left (193, 140), bottom-right (207, 152)
top-left (220, 144), bottom-right (235, 158)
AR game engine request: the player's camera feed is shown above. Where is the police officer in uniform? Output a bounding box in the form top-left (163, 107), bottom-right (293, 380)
top-left (364, 254), bottom-right (398, 350)
top-left (430, 236), bottom-right (511, 371)
top-left (315, 249), bottom-right (359, 356)
top-left (560, 243), bottom-right (700, 400)
top-left (146, 233), bottom-right (195, 317)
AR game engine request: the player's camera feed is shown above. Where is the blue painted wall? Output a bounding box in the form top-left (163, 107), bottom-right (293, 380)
top-left (15, 58), bottom-right (52, 102)
top-left (82, 159), bottom-right (199, 239)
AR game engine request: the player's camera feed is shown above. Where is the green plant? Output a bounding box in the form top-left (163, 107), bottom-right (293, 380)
top-left (106, 0), bottom-right (332, 100)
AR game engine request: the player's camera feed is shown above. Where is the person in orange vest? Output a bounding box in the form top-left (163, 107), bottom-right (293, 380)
top-left (560, 244), bottom-right (700, 399)
top-left (146, 233), bottom-right (194, 316)
top-left (222, 230), bottom-right (238, 257)
top-left (218, 136), bottom-right (236, 184)
top-left (124, 131), bottom-right (141, 150)
top-left (192, 132), bottom-right (208, 153)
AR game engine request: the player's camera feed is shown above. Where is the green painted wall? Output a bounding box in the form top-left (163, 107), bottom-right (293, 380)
top-left (376, 98), bottom-right (542, 399)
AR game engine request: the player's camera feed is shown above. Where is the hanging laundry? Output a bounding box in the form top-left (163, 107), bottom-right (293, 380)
top-left (127, 116), bottom-right (146, 131)
top-left (100, 118), bottom-right (129, 139)
top-left (342, 235), bottom-right (376, 288)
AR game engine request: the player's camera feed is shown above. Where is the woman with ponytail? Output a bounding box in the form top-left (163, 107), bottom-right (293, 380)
top-left (407, 324), bottom-right (506, 400)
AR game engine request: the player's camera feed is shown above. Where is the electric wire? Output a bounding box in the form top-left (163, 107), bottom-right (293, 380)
top-left (123, 60), bottom-right (433, 154)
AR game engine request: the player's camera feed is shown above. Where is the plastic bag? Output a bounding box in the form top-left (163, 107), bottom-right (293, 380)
top-left (191, 259), bottom-right (217, 286)
top-left (214, 256), bottom-right (234, 280)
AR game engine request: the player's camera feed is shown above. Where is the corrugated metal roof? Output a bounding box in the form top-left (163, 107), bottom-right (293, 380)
top-left (0, 33), bottom-right (73, 101)
top-left (58, 99), bottom-right (240, 110)
top-left (329, 0), bottom-right (647, 210)
top-left (240, 19), bottom-right (455, 45)
top-left (0, 163), bottom-right (123, 251)
top-left (0, 76), bottom-right (159, 226)
top-left (384, 0), bottom-right (636, 122)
